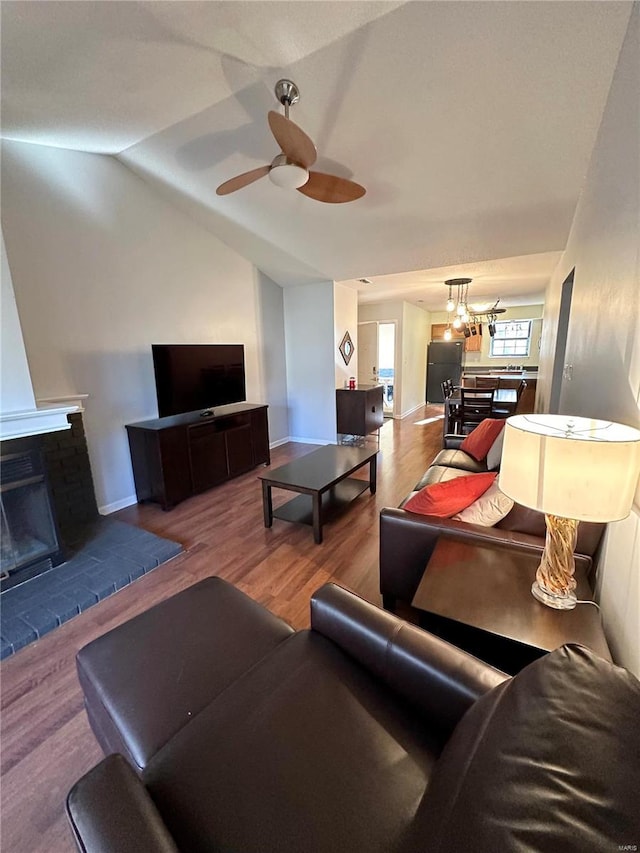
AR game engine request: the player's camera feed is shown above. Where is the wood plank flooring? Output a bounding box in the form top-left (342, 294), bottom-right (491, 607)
top-left (0, 406), bottom-right (444, 853)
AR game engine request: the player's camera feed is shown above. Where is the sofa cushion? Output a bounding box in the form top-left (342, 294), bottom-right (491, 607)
top-left (403, 473), bottom-right (497, 518)
top-left (412, 465), bottom-right (473, 492)
top-left (429, 448), bottom-right (487, 475)
top-left (485, 423), bottom-right (506, 470)
top-left (144, 630), bottom-right (441, 853)
top-left (76, 577), bottom-right (294, 771)
top-left (460, 418), bottom-right (505, 462)
top-left (453, 479), bottom-right (514, 526)
top-left (414, 645), bottom-right (640, 852)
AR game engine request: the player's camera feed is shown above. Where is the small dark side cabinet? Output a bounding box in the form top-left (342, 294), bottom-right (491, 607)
top-left (336, 385), bottom-right (384, 437)
top-left (126, 403), bottom-right (269, 510)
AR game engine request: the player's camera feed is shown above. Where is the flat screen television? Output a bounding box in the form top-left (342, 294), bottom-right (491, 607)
top-left (152, 344), bottom-right (246, 417)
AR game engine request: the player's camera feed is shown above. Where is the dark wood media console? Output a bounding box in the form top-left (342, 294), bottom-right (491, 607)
top-left (126, 403), bottom-right (269, 510)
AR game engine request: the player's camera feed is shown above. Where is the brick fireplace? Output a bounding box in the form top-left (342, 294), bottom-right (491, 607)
top-left (0, 412), bottom-right (98, 591)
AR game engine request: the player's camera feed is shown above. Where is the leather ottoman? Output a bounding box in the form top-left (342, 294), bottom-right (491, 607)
top-left (76, 577), bottom-right (294, 771)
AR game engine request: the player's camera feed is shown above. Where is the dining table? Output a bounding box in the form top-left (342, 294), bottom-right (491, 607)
top-left (443, 387), bottom-right (518, 435)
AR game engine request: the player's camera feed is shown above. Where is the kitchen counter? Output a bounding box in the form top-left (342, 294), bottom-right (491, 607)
top-left (462, 369), bottom-right (538, 380)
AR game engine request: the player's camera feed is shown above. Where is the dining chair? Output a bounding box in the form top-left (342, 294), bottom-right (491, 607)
top-left (493, 379), bottom-right (527, 418)
top-left (441, 378), bottom-right (462, 433)
top-left (475, 376), bottom-right (500, 389)
top-left (459, 388), bottom-right (495, 433)
top-left (501, 379), bottom-right (527, 416)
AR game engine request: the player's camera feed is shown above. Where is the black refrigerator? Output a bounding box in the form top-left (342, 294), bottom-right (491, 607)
top-left (426, 341), bottom-right (463, 403)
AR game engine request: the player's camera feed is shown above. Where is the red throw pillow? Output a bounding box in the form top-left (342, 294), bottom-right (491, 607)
top-left (460, 419), bottom-right (506, 462)
top-left (403, 472), bottom-right (497, 518)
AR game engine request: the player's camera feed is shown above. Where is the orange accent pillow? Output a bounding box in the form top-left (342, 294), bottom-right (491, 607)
top-left (460, 419), bottom-right (506, 462)
top-left (403, 472), bottom-right (497, 518)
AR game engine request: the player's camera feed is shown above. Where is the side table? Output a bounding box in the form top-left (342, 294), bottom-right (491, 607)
top-left (336, 385), bottom-right (384, 445)
top-left (411, 537), bottom-right (611, 674)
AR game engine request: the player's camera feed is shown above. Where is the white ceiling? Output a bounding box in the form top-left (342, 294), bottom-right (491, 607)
top-left (345, 251), bottom-right (562, 311)
top-left (1, 1), bottom-right (633, 304)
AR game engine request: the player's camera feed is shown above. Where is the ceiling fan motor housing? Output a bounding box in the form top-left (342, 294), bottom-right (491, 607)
top-left (274, 79), bottom-right (300, 107)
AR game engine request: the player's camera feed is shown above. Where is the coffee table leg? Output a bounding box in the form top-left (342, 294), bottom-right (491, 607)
top-left (369, 454), bottom-right (377, 494)
top-left (312, 493), bottom-right (323, 544)
top-left (262, 481), bottom-right (273, 528)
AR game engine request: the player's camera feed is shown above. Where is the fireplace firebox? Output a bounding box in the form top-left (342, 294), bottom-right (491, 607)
top-left (0, 444), bottom-right (65, 591)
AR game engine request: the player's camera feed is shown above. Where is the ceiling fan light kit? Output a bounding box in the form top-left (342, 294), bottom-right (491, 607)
top-left (268, 156), bottom-right (309, 189)
top-left (216, 79), bottom-right (366, 204)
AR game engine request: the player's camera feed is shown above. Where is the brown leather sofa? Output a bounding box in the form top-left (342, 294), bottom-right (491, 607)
top-left (380, 433), bottom-right (605, 612)
top-left (66, 578), bottom-right (639, 852)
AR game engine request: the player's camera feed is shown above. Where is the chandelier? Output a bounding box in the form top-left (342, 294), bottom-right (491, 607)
top-left (443, 278), bottom-right (504, 340)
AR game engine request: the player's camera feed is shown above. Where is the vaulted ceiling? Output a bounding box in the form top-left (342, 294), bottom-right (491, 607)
top-left (1, 1), bottom-right (632, 305)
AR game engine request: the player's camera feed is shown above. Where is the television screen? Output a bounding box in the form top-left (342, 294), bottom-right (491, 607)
top-left (152, 344), bottom-right (246, 417)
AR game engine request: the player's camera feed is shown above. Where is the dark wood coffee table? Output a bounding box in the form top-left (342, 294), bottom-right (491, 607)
top-left (258, 445), bottom-right (377, 544)
top-left (411, 538), bottom-right (611, 674)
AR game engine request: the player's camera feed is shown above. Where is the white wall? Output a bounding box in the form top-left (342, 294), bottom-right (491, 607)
top-left (401, 302), bottom-right (430, 416)
top-left (0, 229), bottom-right (36, 413)
top-left (283, 281), bottom-right (336, 443)
top-left (537, 6), bottom-right (640, 674)
top-left (1, 141), bottom-right (289, 511)
top-left (334, 283), bottom-right (359, 390)
top-left (256, 271), bottom-right (289, 444)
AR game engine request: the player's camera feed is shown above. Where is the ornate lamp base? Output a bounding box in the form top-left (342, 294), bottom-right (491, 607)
top-left (531, 579), bottom-right (578, 610)
top-left (532, 514), bottom-right (579, 610)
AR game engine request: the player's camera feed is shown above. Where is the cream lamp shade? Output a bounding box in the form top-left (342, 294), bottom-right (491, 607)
top-left (498, 415), bottom-right (640, 522)
top-left (499, 415), bottom-right (640, 610)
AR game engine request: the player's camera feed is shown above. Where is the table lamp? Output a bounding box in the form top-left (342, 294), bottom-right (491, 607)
top-left (499, 415), bottom-right (640, 610)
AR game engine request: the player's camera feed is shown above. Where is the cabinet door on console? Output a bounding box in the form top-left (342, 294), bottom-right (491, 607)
top-left (226, 424), bottom-right (254, 476)
top-left (158, 427), bottom-right (192, 506)
top-left (188, 425), bottom-right (228, 493)
top-left (250, 407), bottom-right (270, 465)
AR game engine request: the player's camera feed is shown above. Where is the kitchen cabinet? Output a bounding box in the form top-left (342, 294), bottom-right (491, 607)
top-left (431, 323), bottom-right (482, 352)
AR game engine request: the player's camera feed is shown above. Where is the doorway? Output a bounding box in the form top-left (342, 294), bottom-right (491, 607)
top-left (357, 321), bottom-right (397, 417)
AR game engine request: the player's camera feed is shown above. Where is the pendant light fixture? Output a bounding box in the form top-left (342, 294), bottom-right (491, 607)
top-left (443, 278), bottom-right (504, 338)
top-left (444, 278), bottom-right (472, 339)
top-left (446, 283), bottom-right (456, 314)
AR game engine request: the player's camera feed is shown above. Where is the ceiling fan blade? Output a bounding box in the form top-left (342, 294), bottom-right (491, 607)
top-left (216, 165), bottom-right (270, 196)
top-left (297, 171), bottom-right (366, 204)
top-left (268, 111), bottom-right (317, 168)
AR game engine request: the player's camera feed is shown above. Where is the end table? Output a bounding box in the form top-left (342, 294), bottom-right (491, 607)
top-left (411, 537), bottom-right (611, 674)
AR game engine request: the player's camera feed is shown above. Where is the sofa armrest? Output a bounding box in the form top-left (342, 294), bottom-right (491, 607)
top-left (443, 434), bottom-right (465, 449)
top-left (380, 507), bottom-right (595, 612)
top-left (379, 507), bottom-right (442, 604)
top-left (66, 754), bottom-right (178, 853)
top-left (310, 583), bottom-right (507, 738)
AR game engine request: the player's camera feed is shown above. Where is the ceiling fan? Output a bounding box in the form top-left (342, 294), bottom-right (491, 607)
top-left (216, 79), bottom-right (366, 204)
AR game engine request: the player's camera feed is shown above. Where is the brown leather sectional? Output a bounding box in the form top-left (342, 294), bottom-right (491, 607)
top-left (380, 433), bottom-right (605, 611)
top-left (67, 578), bottom-right (640, 852)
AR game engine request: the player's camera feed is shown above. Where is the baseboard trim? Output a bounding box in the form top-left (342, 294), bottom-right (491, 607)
top-left (99, 495), bottom-right (138, 515)
top-left (269, 437), bottom-right (290, 449)
top-left (287, 436), bottom-right (334, 446)
top-left (400, 403), bottom-right (426, 419)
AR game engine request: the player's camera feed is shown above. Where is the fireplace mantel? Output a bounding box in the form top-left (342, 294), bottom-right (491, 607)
top-left (0, 402), bottom-right (80, 441)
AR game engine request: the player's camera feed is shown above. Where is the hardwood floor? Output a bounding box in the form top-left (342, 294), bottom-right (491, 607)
top-left (0, 405), bottom-right (444, 853)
